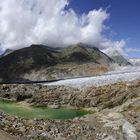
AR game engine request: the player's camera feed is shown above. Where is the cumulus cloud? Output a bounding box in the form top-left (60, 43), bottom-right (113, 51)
top-left (0, 0), bottom-right (125, 54)
top-left (101, 40), bottom-right (126, 56)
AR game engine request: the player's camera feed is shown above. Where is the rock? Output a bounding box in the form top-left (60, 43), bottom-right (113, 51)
top-left (48, 104), bottom-right (60, 109)
top-left (122, 121), bottom-right (137, 140)
top-left (0, 130), bottom-right (18, 140)
top-left (19, 127), bottom-right (26, 133)
top-left (102, 135), bottom-right (116, 140)
top-left (0, 80), bottom-right (139, 139)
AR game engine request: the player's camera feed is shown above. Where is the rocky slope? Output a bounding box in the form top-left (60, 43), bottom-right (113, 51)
top-left (103, 49), bottom-right (131, 66)
top-left (0, 43), bottom-right (115, 82)
top-left (1, 80), bottom-right (139, 109)
top-left (0, 80), bottom-right (140, 140)
top-left (0, 130), bottom-right (17, 140)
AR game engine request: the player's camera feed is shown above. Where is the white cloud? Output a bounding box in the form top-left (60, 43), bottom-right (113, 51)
top-left (125, 48), bottom-right (140, 52)
top-left (101, 40), bottom-right (126, 56)
top-left (0, 0), bottom-right (126, 54)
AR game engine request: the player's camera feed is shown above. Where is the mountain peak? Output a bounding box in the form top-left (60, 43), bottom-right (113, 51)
top-left (103, 48), bottom-right (131, 66)
top-left (1, 48), bottom-right (14, 57)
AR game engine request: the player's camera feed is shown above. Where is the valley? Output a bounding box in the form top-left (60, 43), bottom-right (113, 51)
top-left (0, 44), bottom-right (139, 140)
top-left (0, 0), bottom-right (139, 139)
top-left (0, 79), bottom-right (140, 140)
top-left (45, 66), bottom-right (140, 88)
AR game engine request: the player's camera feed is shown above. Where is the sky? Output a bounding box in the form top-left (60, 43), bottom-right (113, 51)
top-left (0, 0), bottom-right (139, 58)
top-left (69, 0), bottom-right (140, 58)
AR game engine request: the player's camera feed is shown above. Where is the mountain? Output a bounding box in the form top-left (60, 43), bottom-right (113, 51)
top-left (129, 58), bottom-right (140, 66)
top-left (0, 43), bottom-right (115, 81)
top-left (103, 49), bottom-right (131, 66)
top-left (61, 43), bottom-right (113, 64)
top-left (0, 45), bottom-right (58, 81)
top-left (0, 49), bottom-right (14, 58)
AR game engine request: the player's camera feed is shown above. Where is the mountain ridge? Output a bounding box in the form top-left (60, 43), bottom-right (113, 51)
top-left (103, 49), bottom-right (131, 66)
top-left (0, 43), bottom-right (130, 82)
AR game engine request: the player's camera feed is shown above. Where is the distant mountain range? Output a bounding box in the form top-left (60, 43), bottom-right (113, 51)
top-left (129, 58), bottom-right (140, 66)
top-left (0, 43), bottom-right (131, 82)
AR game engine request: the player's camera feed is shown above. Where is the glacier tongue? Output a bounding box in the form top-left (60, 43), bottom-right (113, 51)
top-left (44, 66), bottom-right (140, 89)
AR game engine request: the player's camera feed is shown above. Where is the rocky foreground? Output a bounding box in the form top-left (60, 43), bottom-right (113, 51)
top-left (0, 80), bottom-right (140, 140)
top-left (0, 130), bottom-right (17, 140)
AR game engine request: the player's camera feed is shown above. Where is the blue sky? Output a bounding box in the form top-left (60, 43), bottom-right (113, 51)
top-left (69, 0), bottom-right (140, 58)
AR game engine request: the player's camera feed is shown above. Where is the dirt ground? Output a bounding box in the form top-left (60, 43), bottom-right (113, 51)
top-left (0, 130), bottom-right (18, 140)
